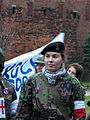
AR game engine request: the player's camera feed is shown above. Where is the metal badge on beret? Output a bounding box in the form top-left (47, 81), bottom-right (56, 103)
top-left (56, 44), bottom-right (60, 51)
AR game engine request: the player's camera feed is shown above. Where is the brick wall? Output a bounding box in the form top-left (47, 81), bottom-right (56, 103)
top-left (0, 0), bottom-right (90, 66)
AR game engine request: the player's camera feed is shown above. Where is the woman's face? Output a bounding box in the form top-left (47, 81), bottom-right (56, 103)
top-left (44, 52), bottom-right (63, 72)
top-left (67, 66), bottom-right (76, 77)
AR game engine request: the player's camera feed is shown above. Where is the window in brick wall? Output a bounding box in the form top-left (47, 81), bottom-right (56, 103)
top-left (65, 10), bottom-right (80, 20)
top-left (41, 7), bottom-right (53, 16)
top-left (12, 5), bottom-right (17, 14)
top-left (42, 8), bottom-right (47, 15)
top-left (70, 11), bottom-right (80, 19)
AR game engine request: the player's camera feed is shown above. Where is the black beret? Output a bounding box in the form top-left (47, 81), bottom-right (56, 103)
top-left (41, 42), bottom-right (64, 55)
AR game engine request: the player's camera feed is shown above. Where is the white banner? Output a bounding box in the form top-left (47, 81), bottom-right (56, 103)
top-left (2, 32), bottom-right (65, 100)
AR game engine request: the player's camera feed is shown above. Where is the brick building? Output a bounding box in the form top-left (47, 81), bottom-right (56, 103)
top-left (0, 0), bottom-right (90, 66)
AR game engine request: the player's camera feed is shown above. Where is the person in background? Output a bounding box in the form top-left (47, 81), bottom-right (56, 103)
top-left (67, 63), bottom-right (86, 106)
top-left (0, 48), bottom-right (17, 119)
top-left (35, 55), bottom-right (45, 73)
top-left (67, 63), bottom-right (84, 81)
top-left (10, 55), bottom-right (45, 116)
top-left (14, 42), bottom-right (86, 120)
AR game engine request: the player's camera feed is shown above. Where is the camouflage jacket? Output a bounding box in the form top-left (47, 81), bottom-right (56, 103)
top-left (15, 72), bottom-right (86, 120)
top-left (0, 75), bottom-right (17, 120)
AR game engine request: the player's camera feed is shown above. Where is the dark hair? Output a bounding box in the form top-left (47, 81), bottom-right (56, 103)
top-left (67, 63), bottom-right (84, 80)
top-left (61, 53), bottom-right (65, 61)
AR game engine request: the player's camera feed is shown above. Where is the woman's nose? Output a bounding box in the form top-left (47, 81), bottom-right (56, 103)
top-left (48, 57), bottom-right (53, 61)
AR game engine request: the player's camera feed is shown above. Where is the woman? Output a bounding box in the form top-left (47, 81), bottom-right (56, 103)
top-left (67, 63), bottom-right (84, 81)
top-left (15, 42), bottom-right (86, 120)
top-left (67, 63), bottom-right (86, 108)
top-left (35, 55), bottom-right (45, 73)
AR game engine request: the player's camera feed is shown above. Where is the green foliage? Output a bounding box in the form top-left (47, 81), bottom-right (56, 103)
top-left (85, 96), bottom-right (90, 116)
top-left (81, 32), bottom-right (90, 74)
top-left (83, 82), bottom-right (90, 86)
top-left (83, 82), bottom-right (90, 90)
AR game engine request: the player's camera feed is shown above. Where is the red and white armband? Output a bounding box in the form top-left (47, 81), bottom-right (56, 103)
top-left (73, 101), bottom-right (86, 119)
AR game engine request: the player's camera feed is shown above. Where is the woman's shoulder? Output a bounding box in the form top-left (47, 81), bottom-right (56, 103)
top-left (63, 73), bottom-right (80, 84)
top-left (25, 72), bottom-right (44, 84)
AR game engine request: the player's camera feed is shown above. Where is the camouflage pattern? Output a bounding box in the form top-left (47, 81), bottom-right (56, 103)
top-left (0, 75), bottom-right (17, 120)
top-left (15, 72), bottom-right (86, 120)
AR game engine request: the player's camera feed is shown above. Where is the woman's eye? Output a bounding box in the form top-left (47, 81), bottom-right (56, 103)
top-left (45, 55), bottom-right (49, 58)
top-left (52, 55), bottom-right (57, 58)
